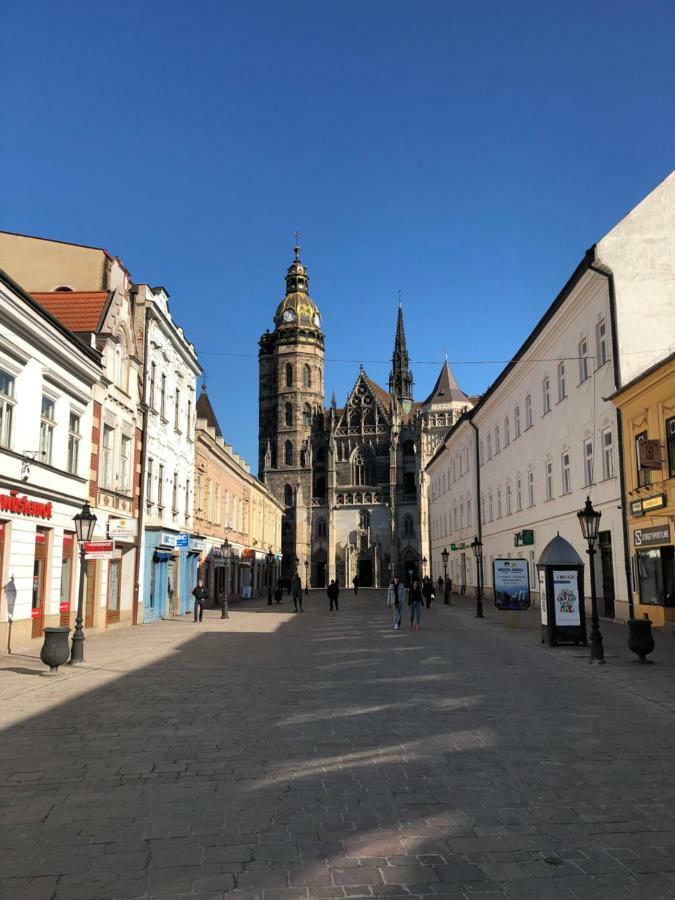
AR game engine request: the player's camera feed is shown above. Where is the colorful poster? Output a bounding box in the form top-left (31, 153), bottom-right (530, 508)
top-left (539, 570), bottom-right (547, 625)
top-left (493, 559), bottom-right (530, 610)
top-left (552, 570), bottom-right (580, 626)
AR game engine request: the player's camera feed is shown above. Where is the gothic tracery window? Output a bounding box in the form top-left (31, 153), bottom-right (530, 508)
top-left (284, 484), bottom-right (293, 507)
top-left (303, 364), bottom-right (311, 387)
top-left (303, 403), bottom-right (312, 427)
top-left (285, 402), bottom-right (293, 426)
top-left (285, 440), bottom-right (293, 466)
top-left (353, 446), bottom-right (372, 486)
top-left (285, 363), bottom-right (293, 387)
top-left (359, 509), bottom-right (370, 530)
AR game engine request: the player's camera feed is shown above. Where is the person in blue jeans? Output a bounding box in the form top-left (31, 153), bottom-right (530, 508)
top-left (408, 578), bottom-right (423, 630)
top-left (387, 575), bottom-right (406, 629)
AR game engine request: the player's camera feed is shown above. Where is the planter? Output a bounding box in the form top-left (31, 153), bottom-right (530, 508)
top-left (40, 627), bottom-right (71, 674)
top-left (627, 617), bottom-right (655, 664)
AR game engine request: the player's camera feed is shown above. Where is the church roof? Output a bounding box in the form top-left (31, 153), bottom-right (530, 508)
top-left (273, 245), bottom-right (322, 331)
top-left (421, 360), bottom-right (468, 407)
top-left (196, 387), bottom-right (223, 438)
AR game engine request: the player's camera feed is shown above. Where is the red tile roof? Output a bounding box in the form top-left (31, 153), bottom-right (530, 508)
top-left (31, 291), bottom-right (109, 332)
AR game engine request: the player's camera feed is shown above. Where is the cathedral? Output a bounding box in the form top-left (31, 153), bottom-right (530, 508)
top-left (258, 246), bottom-right (473, 588)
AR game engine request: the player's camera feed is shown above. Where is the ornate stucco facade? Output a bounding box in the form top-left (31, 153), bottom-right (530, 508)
top-left (258, 247), bottom-right (473, 588)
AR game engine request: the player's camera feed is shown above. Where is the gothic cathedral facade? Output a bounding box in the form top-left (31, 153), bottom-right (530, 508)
top-left (259, 247), bottom-right (474, 588)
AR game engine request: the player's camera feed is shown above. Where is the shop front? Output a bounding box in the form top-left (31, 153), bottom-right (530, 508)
top-left (632, 523), bottom-right (674, 626)
top-left (143, 529), bottom-right (178, 622)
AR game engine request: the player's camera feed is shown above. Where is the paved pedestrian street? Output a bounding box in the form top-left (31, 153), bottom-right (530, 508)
top-left (2, 591), bottom-right (675, 900)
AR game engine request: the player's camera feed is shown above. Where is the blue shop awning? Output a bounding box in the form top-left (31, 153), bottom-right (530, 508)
top-left (153, 551), bottom-right (174, 562)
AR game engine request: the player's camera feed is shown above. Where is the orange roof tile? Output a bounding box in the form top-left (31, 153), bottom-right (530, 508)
top-left (31, 291), bottom-right (109, 332)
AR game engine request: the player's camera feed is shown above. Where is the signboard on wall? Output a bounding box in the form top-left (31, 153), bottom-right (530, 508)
top-left (84, 540), bottom-right (115, 560)
top-left (552, 570), bottom-right (581, 626)
top-left (493, 559), bottom-right (530, 610)
top-left (108, 518), bottom-right (136, 540)
top-left (176, 533), bottom-right (189, 548)
top-left (634, 524), bottom-right (671, 547)
top-left (539, 570), bottom-right (547, 625)
top-left (638, 439), bottom-right (662, 470)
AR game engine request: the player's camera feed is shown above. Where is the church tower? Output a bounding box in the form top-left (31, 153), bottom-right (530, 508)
top-left (258, 245), bottom-right (325, 579)
top-left (389, 304), bottom-right (414, 410)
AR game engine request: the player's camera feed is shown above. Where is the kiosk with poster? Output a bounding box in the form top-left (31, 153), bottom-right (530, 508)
top-left (493, 558), bottom-right (530, 610)
top-left (537, 535), bottom-right (587, 647)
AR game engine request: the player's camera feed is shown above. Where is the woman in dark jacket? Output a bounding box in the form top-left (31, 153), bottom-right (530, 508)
top-left (422, 576), bottom-right (434, 609)
top-left (408, 579), bottom-right (423, 630)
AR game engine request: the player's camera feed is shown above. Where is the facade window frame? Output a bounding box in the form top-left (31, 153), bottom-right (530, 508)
top-left (578, 337), bottom-right (589, 383)
top-left (67, 411), bottom-right (81, 475)
top-left (0, 369), bottom-right (16, 449)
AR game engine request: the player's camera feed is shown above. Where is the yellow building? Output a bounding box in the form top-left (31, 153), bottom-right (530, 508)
top-left (611, 351), bottom-right (675, 626)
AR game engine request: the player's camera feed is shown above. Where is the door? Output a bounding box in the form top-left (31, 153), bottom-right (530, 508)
top-left (599, 531), bottom-right (615, 618)
top-left (316, 561), bottom-right (326, 588)
top-left (107, 558), bottom-right (121, 624)
top-left (167, 559), bottom-right (175, 615)
top-left (358, 559), bottom-right (372, 587)
top-left (31, 529), bottom-right (48, 638)
top-left (60, 532), bottom-right (75, 627)
top-left (85, 560), bottom-right (97, 627)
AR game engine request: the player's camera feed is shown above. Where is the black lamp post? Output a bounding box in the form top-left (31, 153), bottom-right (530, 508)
top-left (471, 536), bottom-right (484, 618)
top-left (266, 550), bottom-right (274, 605)
top-left (304, 558), bottom-right (309, 595)
top-left (69, 501), bottom-right (97, 664)
top-left (221, 539), bottom-right (230, 619)
top-left (441, 547), bottom-right (449, 605)
top-left (577, 496), bottom-right (604, 664)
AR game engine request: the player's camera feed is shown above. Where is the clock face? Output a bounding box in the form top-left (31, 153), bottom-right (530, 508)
top-left (282, 309), bottom-right (296, 323)
top-left (313, 313), bottom-right (321, 327)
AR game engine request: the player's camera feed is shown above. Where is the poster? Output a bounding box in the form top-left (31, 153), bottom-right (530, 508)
top-left (552, 570), bottom-right (580, 626)
top-left (492, 559), bottom-right (530, 610)
top-left (539, 570), bottom-right (547, 625)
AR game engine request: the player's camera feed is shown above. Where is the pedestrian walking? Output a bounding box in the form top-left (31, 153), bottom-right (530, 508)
top-left (352, 574), bottom-right (359, 595)
top-left (387, 575), bottom-right (405, 630)
top-left (437, 576), bottom-right (443, 596)
top-left (327, 579), bottom-right (340, 611)
top-left (291, 573), bottom-right (303, 612)
top-left (444, 576), bottom-right (453, 605)
top-left (422, 576), bottom-right (434, 609)
top-left (274, 579), bottom-right (284, 604)
top-left (192, 578), bottom-right (208, 623)
top-left (409, 578), bottom-right (423, 630)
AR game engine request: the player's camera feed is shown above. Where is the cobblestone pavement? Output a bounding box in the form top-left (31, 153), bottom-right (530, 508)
top-left (1, 589), bottom-right (675, 900)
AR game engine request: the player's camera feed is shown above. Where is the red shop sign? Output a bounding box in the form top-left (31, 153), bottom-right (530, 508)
top-left (59, 602), bottom-right (70, 612)
top-left (0, 490), bottom-right (53, 520)
top-left (31, 608), bottom-right (41, 618)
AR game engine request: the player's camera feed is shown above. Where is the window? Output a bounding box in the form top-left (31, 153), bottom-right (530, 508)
top-left (285, 402), bottom-right (293, 426)
top-left (147, 458), bottom-right (154, 504)
top-left (174, 387), bottom-right (180, 431)
top-left (528, 470), bottom-right (534, 506)
top-left (506, 483), bottom-right (512, 515)
top-left (303, 403), bottom-right (312, 427)
top-left (353, 446), bottom-right (372, 485)
top-left (487, 434), bottom-right (492, 460)
top-left (561, 451), bottom-right (571, 494)
top-left (596, 319), bottom-right (608, 367)
top-left (40, 396), bottom-right (55, 465)
top-left (667, 417), bottom-right (675, 477)
top-left (557, 362), bottom-right (566, 401)
top-left (185, 479), bottom-right (190, 517)
top-left (0, 370), bottom-right (15, 448)
top-left (488, 493), bottom-right (493, 521)
top-left (497, 489), bottom-right (502, 518)
top-left (158, 464), bottom-right (165, 509)
top-left (285, 363), bottom-right (293, 387)
top-left (637, 547), bottom-right (674, 607)
top-left (467, 499), bottom-right (472, 526)
top-left (303, 365), bottom-right (311, 387)
top-left (186, 399), bottom-right (192, 436)
top-left (514, 406), bottom-right (520, 438)
top-left (284, 484), bottom-right (293, 507)
top-left (317, 518), bottom-right (327, 538)
top-left (578, 338), bottom-right (589, 382)
top-left (525, 394), bottom-right (533, 428)
top-left (285, 440), bottom-right (293, 466)
top-left (404, 515), bottom-right (414, 537)
top-left (149, 362), bottom-right (156, 408)
top-left (67, 413), bottom-right (80, 475)
top-left (120, 434), bottom-right (131, 492)
top-left (453, 507), bottom-right (458, 531)
top-left (172, 472), bottom-right (179, 513)
top-left (481, 495), bottom-right (486, 524)
top-left (495, 426), bottom-right (500, 454)
top-left (504, 417), bottom-right (510, 446)
top-left (545, 460), bottom-right (553, 501)
top-left (602, 428), bottom-right (614, 480)
top-left (479, 441), bottom-right (484, 465)
top-left (516, 476), bottom-right (522, 511)
top-left (635, 431), bottom-right (651, 487)
top-left (584, 439), bottom-right (594, 486)
top-left (542, 376), bottom-right (551, 415)
top-left (160, 374), bottom-right (167, 418)
top-left (459, 503), bottom-right (464, 529)
top-left (101, 424), bottom-right (114, 488)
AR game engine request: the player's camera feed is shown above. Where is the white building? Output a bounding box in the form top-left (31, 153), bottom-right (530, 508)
top-left (427, 171), bottom-right (675, 623)
top-left (134, 285), bottom-right (201, 621)
top-left (0, 270), bottom-right (100, 651)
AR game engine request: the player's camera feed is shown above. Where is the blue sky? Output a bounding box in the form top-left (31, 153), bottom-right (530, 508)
top-left (2, 0), bottom-right (674, 468)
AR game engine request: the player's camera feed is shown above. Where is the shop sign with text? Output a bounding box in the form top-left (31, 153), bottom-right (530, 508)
top-left (634, 524), bottom-right (671, 547)
top-left (0, 489), bottom-right (52, 519)
top-left (84, 540), bottom-right (115, 559)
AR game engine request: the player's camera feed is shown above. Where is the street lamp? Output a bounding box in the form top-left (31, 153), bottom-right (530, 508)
top-left (441, 547), bottom-right (449, 605)
top-left (470, 536), bottom-right (484, 619)
top-left (221, 539), bottom-right (230, 619)
top-left (577, 496), bottom-right (604, 664)
top-left (70, 501), bottom-right (97, 664)
top-left (266, 550), bottom-right (274, 605)
top-left (304, 558), bottom-right (309, 595)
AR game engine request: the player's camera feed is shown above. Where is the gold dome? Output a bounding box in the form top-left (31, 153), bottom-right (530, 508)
top-left (274, 246), bottom-right (322, 330)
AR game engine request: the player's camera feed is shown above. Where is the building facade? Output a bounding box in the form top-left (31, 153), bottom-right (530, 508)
top-left (0, 270), bottom-right (100, 650)
top-left (258, 246), bottom-right (472, 588)
top-left (611, 351), bottom-right (675, 626)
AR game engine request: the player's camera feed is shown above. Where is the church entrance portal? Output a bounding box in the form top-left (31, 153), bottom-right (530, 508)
top-left (315, 561), bottom-right (326, 588)
top-left (358, 559), bottom-right (373, 587)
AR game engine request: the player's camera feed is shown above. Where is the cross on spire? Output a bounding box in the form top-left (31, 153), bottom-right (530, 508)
top-left (293, 230), bottom-right (301, 259)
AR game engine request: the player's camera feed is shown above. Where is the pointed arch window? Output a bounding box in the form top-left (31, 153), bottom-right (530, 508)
top-left (359, 509), bottom-right (370, 530)
top-left (314, 475), bottom-right (326, 498)
top-left (303, 364), bottom-right (311, 387)
top-left (284, 484), bottom-right (293, 507)
top-left (285, 363), bottom-right (293, 388)
top-left (285, 402), bottom-right (293, 426)
top-left (303, 403), bottom-right (312, 427)
top-left (403, 515), bottom-right (414, 537)
top-left (316, 517), bottom-right (327, 538)
top-left (284, 440), bottom-right (293, 466)
top-left (353, 446), bottom-right (372, 486)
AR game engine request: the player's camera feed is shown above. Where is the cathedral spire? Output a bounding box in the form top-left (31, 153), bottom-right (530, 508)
top-left (389, 301), bottom-right (413, 407)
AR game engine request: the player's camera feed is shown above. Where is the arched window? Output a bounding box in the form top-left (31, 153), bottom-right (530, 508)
top-left (284, 484), bottom-right (293, 507)
top-left (285, 403), bottom-right (293, 426)
top-left (403, 515), bottom-right (414, 537)
top-left (353, 446), bottom-right (372, 486)
top-left (285, 363), bottom-right (293, 387)
top-left (316, 518), bottom-right (327, 538)
top-left (403, 472), bottom-right (416, 494)
top-left (303, 403), bottom-right (312, 427)
top-left (284, 440), bottom-right (293, 466)
top-left (318, 367), bottom-right (322, 387)
top-left (314, 475), bottom-right (326, 497)
top-left (359, 509), bottom-right (370, 530)
top-left (350, 409), bottom-right (361, 430)
top-left (403, 439), bottom-right (415, 456)
top-left (303, 364), bottom-right (311, 387)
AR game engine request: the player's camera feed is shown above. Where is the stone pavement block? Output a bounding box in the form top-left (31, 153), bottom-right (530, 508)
top-left (380, 865), bottom-right (439, 884)
top-left (333, 866), bottom-right (384, 885)
top-left (434, 863), bottom-right (486, 883)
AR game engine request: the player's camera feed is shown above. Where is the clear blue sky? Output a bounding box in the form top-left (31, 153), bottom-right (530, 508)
top-left (2, 0), bottom-right (674, 469)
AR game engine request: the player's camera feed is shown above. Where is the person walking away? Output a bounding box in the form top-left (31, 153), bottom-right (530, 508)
top-left (274, 579), bottom-right (284, 604)
top-left (444, 576), bottom-right (453, 605)
top-left (291, 573), bottom-right (303, 612)
top-left (327, 579), bottom-right (340, 611)
top-left (352, 574), bottom-right (359, 595)
top-left (192, 578), bottom-right (208, 623)
top-left (387, 575), bottom-right (405, 630)
top-left (409, 578), bottom-right (423, 630)
top-left (422, 576), bottom-right (434, 609)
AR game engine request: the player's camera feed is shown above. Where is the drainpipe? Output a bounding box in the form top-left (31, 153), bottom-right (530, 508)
top-left (470, 418), bottom-right (482, 542)
top-left (589, 252), bottom-right (634, 619)
top-left (131, 291), bottom-right (150, 626)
